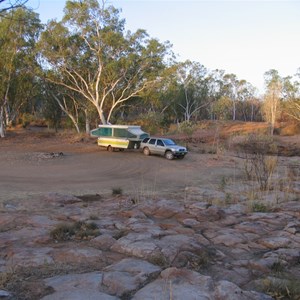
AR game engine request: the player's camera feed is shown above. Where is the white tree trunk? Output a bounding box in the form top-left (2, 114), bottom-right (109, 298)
top-left (85, 109), bottom-right (90, 134)
top-left (52, 93), bottom-right (81, 133)
top-left (99, 109), bottom-right (107, 125)
top-left (0, 106), bottom-right (5, 138)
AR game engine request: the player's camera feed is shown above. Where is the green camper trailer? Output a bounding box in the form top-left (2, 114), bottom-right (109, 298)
top-left (90, 125), bottom-right (149, 152)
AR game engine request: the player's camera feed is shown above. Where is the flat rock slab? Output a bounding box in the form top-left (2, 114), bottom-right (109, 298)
top-left (100, 258), bottom-right (161, 297)
top-left (132, 267), bottom-right (273, 300)
top-left (42, 272), bottom-right (119, 300)
top-left (111, 233), bottom-right (160, 259)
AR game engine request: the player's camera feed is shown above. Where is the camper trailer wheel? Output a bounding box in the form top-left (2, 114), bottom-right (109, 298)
top-left (107, 145), bottom-right (114, 152)
top-left (143, 147), bottom-right (150, 156)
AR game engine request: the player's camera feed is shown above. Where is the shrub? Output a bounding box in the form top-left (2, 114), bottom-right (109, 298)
top-left (263, 277), bottom-right (300, 300)
top-left (251, 202), bottom-right (268, 213)
top-left (50, 223), bottom-right (75, 241)
top-left (239, 134), bottom-right (278, 190)
top-left (112, 187), bottom-right (123, 195)
top-left (179, 121), bottom-right (196, 137)
top-left (50, 221), bottom-right (99, 241)
top-left (20, 113), bottom-right (35, 128)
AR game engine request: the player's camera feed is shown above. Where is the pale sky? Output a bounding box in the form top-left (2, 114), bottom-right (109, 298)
top-left (25, 0), bottom-right (300, 94)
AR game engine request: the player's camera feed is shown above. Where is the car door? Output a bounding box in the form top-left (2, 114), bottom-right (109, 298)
top-left (155, 139), bottom-right (166, 155)
top-left (147, 138), bottom-right (157, 153)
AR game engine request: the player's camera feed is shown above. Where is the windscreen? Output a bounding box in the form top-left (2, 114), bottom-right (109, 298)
top-left (164, 139), bottom-right (176, 146)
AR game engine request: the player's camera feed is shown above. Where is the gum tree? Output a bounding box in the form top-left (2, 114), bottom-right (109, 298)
top-left (39, 0), bottom-right (171, 125)
top-left (170, 60), bottom-right (211, 122)
top-left (0, 0), bottom-right (28, 13)
top-left (0, 7), bottom-right (42, 137)
top-left (222, 73), bottom-right (240, 121)
top-left (236, 80), bottom-right (257, 121)
top-left (282, 72), bottom-right (300, 122)
top-left (263, 69), bottom-right (282, 135)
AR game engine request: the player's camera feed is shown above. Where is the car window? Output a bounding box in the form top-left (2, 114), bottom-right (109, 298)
top-left (149, 139), bottom-right (156, 145)
top-left (157, 140), bottom-right (164, 146)
top-left (142, 138), bottom-right (149, 143)
top-left (164, 139), bottom-right (176, 146)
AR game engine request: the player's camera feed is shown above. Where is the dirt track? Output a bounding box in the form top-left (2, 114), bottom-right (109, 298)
top-left (0, 129), bottom-right (239, 202)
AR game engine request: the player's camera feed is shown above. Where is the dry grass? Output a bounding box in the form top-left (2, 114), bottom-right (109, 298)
top-left (279, 122), bottom-right (300, 136)
top-left (50, 221), bottom-right (100, 242)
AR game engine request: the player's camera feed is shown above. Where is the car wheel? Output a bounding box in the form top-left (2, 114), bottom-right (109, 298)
top-left (143, 147), bottom-right (150, 156)
top-left (107, 145), bottom-right (114, 152)
top-left (165, 151), bottom-right (174, 160)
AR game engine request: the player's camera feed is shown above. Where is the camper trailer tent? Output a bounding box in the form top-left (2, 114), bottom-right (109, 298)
top-left (90, 125), bottom-right (149, 151)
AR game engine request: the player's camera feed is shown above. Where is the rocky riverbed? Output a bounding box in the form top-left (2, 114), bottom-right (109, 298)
top-left (0, 189), bottom-right (299, 299)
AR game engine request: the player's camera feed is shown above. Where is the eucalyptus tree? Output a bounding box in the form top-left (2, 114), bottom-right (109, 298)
top-left (124, 65), bottom-right (178, 132)
top-left (43, 82), bottom-right (82, 132)
top-left (222, 73), bottom-right (240, 121)
top-left (171, 60), bottom-right (210, 122)
top-left (41, 85), bottom-right (62, 132)
top-left (0, 7), bottom-right (42, 137)
top-left (281, 73), bottom-right (300, 122)
top-left (205, 69), bottom-right (225, 120)
top-left (0, 0), bottom-right (28, 13)
top-left (262, 69), bottom-right (300, 125)
top-left (211, 96), bottom-right (232, 120)
top-left (286, 99), bottom-right (300, 122)
top-left (39, 0), bottom-right (172, 126)
top-left (236, 80), bottom-right (257, 121)
top-left (263, 69), bottom-right (282, 135)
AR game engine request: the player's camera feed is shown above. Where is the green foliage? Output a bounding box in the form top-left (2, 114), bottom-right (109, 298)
top-left (251, 202), bottom-right (268, 212)
top-left (170, 61), bottom-right (211, 122)
top-left (0, 7), bottom-right (43, 128)
top-left (178, 121), bottom-right (196, 136)
top-left (137, 111), bottom-right (169, 135)
top-left (19, 113), bottom-right (34, 128)
top-left (38, 0), bottom-right (172, 125)
top-left (212, 96), bottom-right (232, 120)
top-left (1, 4), bottom-right (299, 131)
top-left (42, 94), bottom-right (62, 132)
